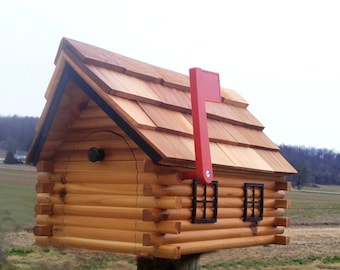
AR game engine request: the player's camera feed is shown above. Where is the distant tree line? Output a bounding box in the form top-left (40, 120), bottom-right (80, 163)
top-left (279, 144), bottom-right (340, 187)
top-left (0, 116), bottom-right (339, 186)
top-left (0, 116), bottom-right (38, 152)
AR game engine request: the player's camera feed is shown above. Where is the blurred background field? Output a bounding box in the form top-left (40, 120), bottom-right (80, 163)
top-left (0, 164), bottom-right (36, 232)
top-left (287, 185), bottom-right (340, 226)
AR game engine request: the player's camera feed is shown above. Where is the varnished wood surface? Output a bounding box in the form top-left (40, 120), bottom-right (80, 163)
top-left (30, 37), bottom-right (295, 259)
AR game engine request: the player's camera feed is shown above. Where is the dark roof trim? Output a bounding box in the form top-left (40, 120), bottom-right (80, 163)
top-left (69, 66), bottom-right (162, 163)
top-left (28, 64), bottom-right (72, 165)
top-left (29, 63), bottom-right (162, 165)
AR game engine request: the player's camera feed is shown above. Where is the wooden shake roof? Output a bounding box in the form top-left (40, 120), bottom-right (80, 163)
top-left (28, 37), bottom-right (296, 175)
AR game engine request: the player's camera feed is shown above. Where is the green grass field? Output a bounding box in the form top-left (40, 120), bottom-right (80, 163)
top-left (286, 186), bottom-right (340, 225)
top-left (0, 165), bottom-right (339, 269)
top-left (0, 165), bottom-right (36, 233)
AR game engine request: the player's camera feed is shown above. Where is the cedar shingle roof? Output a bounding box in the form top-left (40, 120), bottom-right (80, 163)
top-left (28, 37), bottom-right (296, 174)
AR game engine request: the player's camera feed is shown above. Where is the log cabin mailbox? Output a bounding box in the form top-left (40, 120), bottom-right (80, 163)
top-left (28, 38), bottom-right (296, 261)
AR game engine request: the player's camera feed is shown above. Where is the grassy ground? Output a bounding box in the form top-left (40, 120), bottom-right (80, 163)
top-left (0, 164), bottom-right (36, 233)
top-left (0, 165), bottom-right (339, 269)
top-left (286, 186), bottom-right (340, 226)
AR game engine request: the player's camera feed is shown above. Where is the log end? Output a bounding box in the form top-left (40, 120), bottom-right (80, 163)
top-left (143, 184), bottom-right (164, 197)
top-left (275, 181), bottom-right (291, 191)
top-left (34, 225), bottom-right (53, 236)
top-left (36, 182), bottom-right (55, 193)
top-left (36, 160), bottom-right (54, 173)
top-left (35, 204), bottom-right (53, 215)
top-left (275, 235), bottom-right (290, 245)
top-left (274, 199), bottom-right (291, 209)
top-left (143, 209), bottom-right (166, 222)
top-left (275, 217), bottom-right (291, 227)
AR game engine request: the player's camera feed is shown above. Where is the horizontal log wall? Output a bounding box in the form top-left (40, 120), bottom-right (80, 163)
top-left (35, 101), bottom-right (166, 255)
top-left (142, 172), bottom-right (290, 258)
top-left (35, 98), bottom-right (290, 259)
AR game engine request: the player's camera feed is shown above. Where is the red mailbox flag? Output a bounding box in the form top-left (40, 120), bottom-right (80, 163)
top-left (184, 68), bottom-right (221, 183)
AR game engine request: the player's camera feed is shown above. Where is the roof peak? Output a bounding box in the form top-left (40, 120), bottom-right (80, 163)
top-left (58, 37), bottom-right (249, 108)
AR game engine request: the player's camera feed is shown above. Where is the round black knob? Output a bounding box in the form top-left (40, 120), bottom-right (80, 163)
top-left (87, 147), bottom-right (105, 162)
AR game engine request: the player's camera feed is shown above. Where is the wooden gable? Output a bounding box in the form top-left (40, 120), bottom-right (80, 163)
top-left (28, 37), bottom-right (295, 175)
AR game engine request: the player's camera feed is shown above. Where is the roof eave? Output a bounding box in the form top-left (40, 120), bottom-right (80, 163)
top-left (27, 61), bottom-right (163, 165)
top-left (27, 63), bottom-right (74, 165)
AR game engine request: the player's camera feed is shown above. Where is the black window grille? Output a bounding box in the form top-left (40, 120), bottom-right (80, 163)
top-left (192, 180), bottom-right (218, 224)
top-left (243, 183), bottom-right (264, 222)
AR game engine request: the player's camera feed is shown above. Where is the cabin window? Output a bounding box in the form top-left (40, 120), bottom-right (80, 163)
top-left (192, 180), bottom-right (218, 223)
top-left (243, 183), bottom-right (264, 222)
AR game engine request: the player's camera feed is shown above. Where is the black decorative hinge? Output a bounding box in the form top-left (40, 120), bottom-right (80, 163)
top-left (192, 180), bottom-right (218, 224)
top-left (243, 183), bottom-right (264, 222)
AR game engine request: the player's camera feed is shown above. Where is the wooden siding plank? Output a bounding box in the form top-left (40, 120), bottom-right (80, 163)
top-left (56, 139), bottom-right (136, 152)
top-left (68, 117), bottom-right (115, 129)
top-left (217, 144), bottom-right (274, 171)
top-left (235, 126), bottom-right (279, 150)
top-left (38, 171), bottom-right (157, 185)
top-left (229, 106), bottom-right (264, 129)
top-left (210, 143), bottom-right (234, 166)
top-left (144, 184), bottom-right (285, 199)
top-left (53, 160), bottom-right (142, 172)
top-left (53, 148), bottom-right (147, 162)
top-left (85, 65), bottom-right (263, 131)
top-left (221, 87), bottom-right (249, 108)
top-left (180, 217), bottom-right (274, 231)
top-left (53, 205), bottom-right (144, 219)
top-left (206, 101), bottom-right (243, 124)
top-left (65, 38), bottom-right (187, 90)
top-left (36, 215), bottom-right (180, 234)
top-left (256, 149), bottom-right (297, 174)
top-left (42, 194), bottom-right (181, 209)
top-left (144, 226), bottom-right (284, 246)
top-left (67, 38), bottom-right (163, 82)
top-left (60, 128), bottom-right (137, 146)
top-left (208, 119), bottom-right (249, 145)
top-left (78, 106), bottom-right (109, 119)
top-left (138, 129), bottom-right (286, 173)
top-left (139, 103), bottom-right (193, 135)
top-left (60, 38), bottom-right (126, 73)
top-left (109, 96), bottom-right (156, 128)
top-left (151, 83), bottom-right (191, 111)
top-left (179, 235), bottom-right (275, 255)
top-left (53, 183), bottom-right (144, 196)
top-left (138, 129), bottom-right (195, 161)
top-left (88, 65), bottom-right (161, 102)
top-left (145, 208), bottom-right (285, 222)
top-left (52, 226), bottom-right (144, 243)
top-left (155, 66), bottom-right (190, 90)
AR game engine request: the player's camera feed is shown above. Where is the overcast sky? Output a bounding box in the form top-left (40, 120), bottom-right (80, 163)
top-left (1, 0), bottom-right (339, 152)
